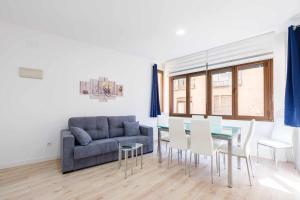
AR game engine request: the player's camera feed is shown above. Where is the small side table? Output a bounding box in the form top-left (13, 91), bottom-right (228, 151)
top-left (118, 143), bottom-right (143, 179)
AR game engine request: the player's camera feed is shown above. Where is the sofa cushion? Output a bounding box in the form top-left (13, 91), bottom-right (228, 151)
top-left (108, 116), bottom-right (136, 138)
top-left (113, 135), bottom-right (149, 147)
top-left (124, 121), bottom-right (141, 136)
top-left (70, 127), bottom-right (92, 146)
top-left (74, 138), bottom-right (118, 159)
top-left (69, 116), bottom-right (109, 140)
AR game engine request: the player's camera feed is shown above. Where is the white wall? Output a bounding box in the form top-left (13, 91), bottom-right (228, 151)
top-left (0, 21), bottom-right (156, 169)
top-left (162, 31), bottom-right (293, 161)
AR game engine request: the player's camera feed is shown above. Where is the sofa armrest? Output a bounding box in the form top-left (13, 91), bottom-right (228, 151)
top-left (140, 125), bottom-right (153, 152)
top-left (60, 129), bottom-right (75, 173)
top-left (139, 125), bottom-right (153, 138)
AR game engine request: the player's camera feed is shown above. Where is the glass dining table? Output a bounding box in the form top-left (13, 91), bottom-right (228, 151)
top-left (157, 123), bottom-right (242, 188)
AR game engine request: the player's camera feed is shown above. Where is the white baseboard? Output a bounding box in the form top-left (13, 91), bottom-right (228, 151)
top-left (0, 155), bottom-right (59, 170)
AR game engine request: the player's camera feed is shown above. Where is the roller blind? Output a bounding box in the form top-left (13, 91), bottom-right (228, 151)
top-left (165, 32), bottom-right (275, 76)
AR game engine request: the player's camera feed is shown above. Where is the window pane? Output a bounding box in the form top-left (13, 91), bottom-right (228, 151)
top-left (158, 71), bottom-right (163, 111)
top-left (173, 78), bottom-right (186, 114)
top-left (238, 64), bottom-right (264, 116)
top-left (190, 74), bottom-right (206, 114)
top-left (211, 69), bottom-right (232, 115)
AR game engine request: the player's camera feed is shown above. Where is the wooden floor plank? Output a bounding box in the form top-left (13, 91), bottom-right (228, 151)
top-left (1, 151), bottom-right (300, 200)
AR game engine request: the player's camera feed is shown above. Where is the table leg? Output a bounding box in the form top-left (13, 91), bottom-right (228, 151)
top-left (237, 132), bottom-right (241, 169)
top-left (125, 151), bottom-right (128, 179)
top-left (118, 146), bottom-right (122, 169)
top-left (228, 139), bottom-right (233, 188)
top-left (158, 128), bottom-right (162, 163)
top-left (141, 145), bottom-right (143, 169)
top-left (131, 150), bottom-right (134, 175)
top-left (135, 148), bottom-right (138, 166)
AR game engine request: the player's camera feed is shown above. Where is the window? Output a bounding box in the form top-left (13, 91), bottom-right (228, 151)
top-left (169, 59), bottom-right (273, 121)
top-left (190, 74), bottom-right (206, 114)
top-left (158, 70), bottom-right (164, 112)
top-left (211, 69), bottom-right (232, 115)
top-left (171, 77), bottom-right (187, 114)
top-left (237, 64), bottom-right (264, 117)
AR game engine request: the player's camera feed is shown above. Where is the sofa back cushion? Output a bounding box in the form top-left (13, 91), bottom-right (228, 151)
top-left (68, 116), bottom-right (109, 140)
top-left (124, 121), bottom-right (141, 136)
top-left (108, 116), bottom-right (136, 138)
top-left (70, 127), bottom-right (92, 145)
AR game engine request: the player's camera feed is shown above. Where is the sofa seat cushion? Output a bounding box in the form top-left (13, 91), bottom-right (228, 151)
top-left (113, 136), bottom-right (149, 147)
top-left (74, 138), bottom-right (118, 159)
top-left (69, 116), bottom-right (109, 140)
top-left (108, 116), bottom-right (136, 138)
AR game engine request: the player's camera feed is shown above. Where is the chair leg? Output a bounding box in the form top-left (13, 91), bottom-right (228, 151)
top-left (180, 150), bottom-right (183, 160)
top-left (167, 147), bottom-right (170, 168)
top-left (218, 152), bottom-right (221, 176)
top-left (189, 152), bottom-right (192, 177)
top-left (257, 143), bottom-right (259, 163)
top-left (185, 150), bottom-right (187, 175)
top-left (211, 155), bottom-right (214, 184)
top-left (223, 153), bottom-right (226, 169)
top-left (271, 148), bottom-right (275, 161)
top-left (215, 151), bottom-right (219, 174)
top-left (194, 154), bottom-right (197, 167)
top-left (291, 147), bottom-right (296, 169)
top-left (178, 149), bottom-right (180, 164)
top-left (170, 148), bottom-right (173, 163)
top-left (249, 155), bottom-right (254, 177)
top-left (165, 142), bottom-right (167, 152)
top-left (245, 158), bottom-right (252, 186)
top-left (274, 148), bottom-right (278, 169)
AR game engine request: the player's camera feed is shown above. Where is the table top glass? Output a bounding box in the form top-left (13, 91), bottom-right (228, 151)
top-left (119, 143), bottom-right (143, 150)
top-left (157, 123), bottom-right (241, 140)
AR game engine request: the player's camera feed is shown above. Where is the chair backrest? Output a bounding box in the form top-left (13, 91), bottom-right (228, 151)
top-left (192, 115), bottom-right (205, 120)
top-left (169, 117), bottom-right (188, 150)
top-left (190, 119), bottom-right (214, 155)
top-left (243, 119), bottom-right (256, 155)
top-left (271, 118), bottom-right (294, 144)
top-left (207, 116), bottom-right (222, 133)
top-left (157, 114), bottom-right (169, 127)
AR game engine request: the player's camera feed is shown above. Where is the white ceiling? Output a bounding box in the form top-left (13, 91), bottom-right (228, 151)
top-left (0, 0), bottom-right (299, 62)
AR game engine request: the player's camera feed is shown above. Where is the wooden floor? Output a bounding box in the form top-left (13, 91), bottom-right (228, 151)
top-left (1, 150), bottom-right (300, 200)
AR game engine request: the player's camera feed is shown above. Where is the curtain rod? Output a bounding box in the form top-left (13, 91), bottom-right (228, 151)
top-left (170, 52), bottom-right (272, 74)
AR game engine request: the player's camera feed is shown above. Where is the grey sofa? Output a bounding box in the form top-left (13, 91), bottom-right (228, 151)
top-left (60, 115), bottom-right (153, 173)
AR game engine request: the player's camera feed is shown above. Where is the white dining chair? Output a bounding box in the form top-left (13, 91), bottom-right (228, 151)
top-left (168, 117), bottom-right (190, 174)
top-left (218, 119), bottom-right (256, 186)
top-left (190, 115), bottom-right (205, 164)
top-left (257, 119), bottom-right (294, 169)
top-left (192, 115), bottom-right (205, 120)
top-left (157, 114), bottom-right (170, 152)
top-left (208, 115), bottom-right (224, 157)
top-left (207, 115), bottom-right (222, 133)
top-left (189, 119), bottom-right (219, 183)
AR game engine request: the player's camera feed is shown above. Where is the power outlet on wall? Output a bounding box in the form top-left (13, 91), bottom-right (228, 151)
top-left (47, 142), bottom-right (52, 147)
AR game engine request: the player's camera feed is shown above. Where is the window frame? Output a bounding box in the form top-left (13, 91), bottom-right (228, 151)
top-left (158, 69), bottom-right (164, 112)
top-left (169, 59), bottom-right (273, 121)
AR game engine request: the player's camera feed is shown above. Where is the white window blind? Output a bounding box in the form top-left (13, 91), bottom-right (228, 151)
top-left (165, 32), bottom-right (275, 76)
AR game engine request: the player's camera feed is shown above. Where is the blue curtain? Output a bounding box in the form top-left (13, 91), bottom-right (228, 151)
top-left (285, 26), bottom-right (300, 127)
top-left (150, 64), bottom-right (161, 117)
